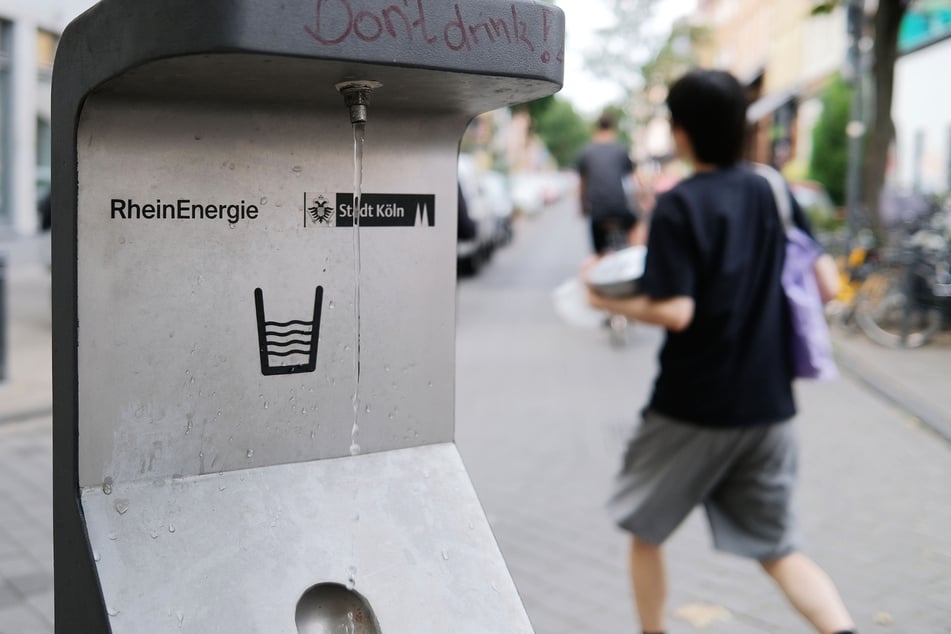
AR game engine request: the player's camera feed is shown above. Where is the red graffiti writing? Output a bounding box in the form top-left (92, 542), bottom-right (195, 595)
top-left (303, 0), bottom-right (564, 65)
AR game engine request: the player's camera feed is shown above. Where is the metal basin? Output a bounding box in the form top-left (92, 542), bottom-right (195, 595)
top-left (296, 583), bottom-right (382, 634)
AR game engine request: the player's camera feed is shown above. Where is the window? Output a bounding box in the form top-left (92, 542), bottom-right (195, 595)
top-left (36, 117), bottom-right (51, 200)
top-left (0, 21), bottom-right (11, 226)
top-left (37, 30), bottom-right (56, 80)
top-left (947, 126), bottom-right (951, 192)
top-left (913, 129), bottom-right (925, 193)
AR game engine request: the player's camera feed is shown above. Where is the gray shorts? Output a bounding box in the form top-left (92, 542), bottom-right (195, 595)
top-left (608, 410), bottom-right (800, 561)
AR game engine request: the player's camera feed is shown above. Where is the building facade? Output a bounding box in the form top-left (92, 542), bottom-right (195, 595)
top-left (694, 0), bottom-right (847, 172)
top-left (892, 9), bottom-right (951, 194)
top-left (0, 0), bottom-right (95, 238)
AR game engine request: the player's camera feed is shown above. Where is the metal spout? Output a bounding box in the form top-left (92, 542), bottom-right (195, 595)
top-left (335, 81), bottom-right (383, 125)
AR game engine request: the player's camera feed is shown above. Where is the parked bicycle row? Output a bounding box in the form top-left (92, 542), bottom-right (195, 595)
top-left (824, 194), bottom-right (951, 348)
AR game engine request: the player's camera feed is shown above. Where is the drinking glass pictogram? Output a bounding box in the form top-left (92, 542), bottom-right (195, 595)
top-left (254, 287), bottom-right (323, 376)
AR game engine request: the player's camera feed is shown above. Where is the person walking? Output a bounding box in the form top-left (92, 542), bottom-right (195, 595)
top-left (576, 112), bottom-right (645, 253)
top-left (586, 69), bottom-right (855, 634)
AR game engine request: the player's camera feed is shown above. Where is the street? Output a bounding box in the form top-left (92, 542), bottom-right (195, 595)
top-left (455, 193), bottom-right (951, 633)
top-left (1, 192), bottom-right (950, 632)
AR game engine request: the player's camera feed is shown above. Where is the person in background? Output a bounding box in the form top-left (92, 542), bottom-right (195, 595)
top-left (576, 112), bottom-right (642, 253)
top-left (586, 70), bottom-right (853, 634)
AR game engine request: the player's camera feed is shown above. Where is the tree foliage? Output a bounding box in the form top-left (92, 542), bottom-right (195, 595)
top-left (584, 0), bottom-right (662, 96)
top-left (809, 75), bottom-right (852, 206)
top-left (812, 0), bottom-right (911, 240)
top-left (531, 98), bottom-right (592, 168)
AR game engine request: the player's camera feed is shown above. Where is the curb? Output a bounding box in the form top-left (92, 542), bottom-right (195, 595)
top-left (834, 345), bottom-right (951, 445)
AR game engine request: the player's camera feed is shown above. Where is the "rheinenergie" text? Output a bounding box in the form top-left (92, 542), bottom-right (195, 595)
top-left (110, 199), bottom-right (260, 225)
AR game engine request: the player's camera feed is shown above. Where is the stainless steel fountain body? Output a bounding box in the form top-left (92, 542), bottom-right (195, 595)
top-left (52, 1), bottom-right (563, 632)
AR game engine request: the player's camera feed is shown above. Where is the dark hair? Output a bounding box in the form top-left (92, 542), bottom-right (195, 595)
top-left (666, 70), bottom-right (747, 167)
top-left (596, 112), bottom-right (616, 131)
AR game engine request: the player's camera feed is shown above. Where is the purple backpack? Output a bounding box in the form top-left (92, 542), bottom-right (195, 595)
top-left (755, 165), bottom-right (839, 381)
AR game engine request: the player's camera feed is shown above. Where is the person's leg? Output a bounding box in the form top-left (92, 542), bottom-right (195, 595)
top-left (760, 552), bottom-right (855, 634)
top-left (630, 537), bottom-right (667, 634)
top-left (590, 218), bottom-right (608, 254)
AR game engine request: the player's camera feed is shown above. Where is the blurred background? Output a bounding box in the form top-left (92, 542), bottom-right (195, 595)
top-left (1, 1), bottom-right (950, 633)
top-left (0, 0), bottom-right (948, 269)
top-left (456, 0), bottom-right (951, 281)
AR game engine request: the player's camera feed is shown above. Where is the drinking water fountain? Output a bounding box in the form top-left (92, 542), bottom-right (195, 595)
top-left (52, 0), bottom-right (564, 632)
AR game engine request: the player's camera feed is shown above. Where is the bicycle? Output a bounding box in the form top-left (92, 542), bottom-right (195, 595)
top-left (852, 206), bottom-right (951, 348)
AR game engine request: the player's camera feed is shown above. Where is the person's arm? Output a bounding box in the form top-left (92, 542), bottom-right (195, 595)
top-left (587, 194), bottom-right (697, 331)
top-left (588, 292), bottom-right (694, 331)
top-left (790, 194), bottom-right (840, 303)
top-left (814, 254), bottom-right (841, 304)
top-left (579, 176), bottom-right (590, 217)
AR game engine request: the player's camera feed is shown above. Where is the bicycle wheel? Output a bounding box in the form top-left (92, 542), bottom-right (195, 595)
top-left (854, 267), bottom-right (942, 348)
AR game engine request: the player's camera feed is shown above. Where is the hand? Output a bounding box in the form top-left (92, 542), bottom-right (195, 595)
top-left (587, 286), bottom-right (610, 311)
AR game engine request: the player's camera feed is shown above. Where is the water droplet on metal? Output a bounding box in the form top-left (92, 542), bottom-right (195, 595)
top-left (93, 550), bottom-right (101, 562)
top-left (364, 405), bottom-right (371, 413)
top-left (115, 500), bottom-right (129, 515)
top-left (176, 611), bottom-right (184, 627)
top-left (259, 197), bottom-right (268, 206)
top-left (108, 531), bottom-right (118, 541)
top-left (328, 300), bottom-right (335, 309)
top-left (441, 550), bottom-right (449, 561)
top-left (264, 401), bottom-right (269, 409)
top-left (347, 566), bottom-right (357, 590)
top-left (427, 381), bottom-right (433, 388)
top-left (107, 606), bottom-right (119, 617)
top-left (246, 449), bottom-right (254, 459)
top-left (384, 364), bottom-right (391, 372)
top-left (301, 408), bottom-right (307, 415)
top-left (102, 477), bottom-right (114, 496)
top-left (349, 443), bottom-right (361, 456)
top-left (150, 530), bottom-right (159, 539)
top-left (292, 165), bottom-right (302, 173)
top-left (168, 524), bottom-right (176, 533)
top-left (228, 162), bottom-right (236, 170)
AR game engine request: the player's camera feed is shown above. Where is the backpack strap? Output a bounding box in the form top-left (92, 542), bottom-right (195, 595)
top-left (752, 163), bottom-right (793, 233)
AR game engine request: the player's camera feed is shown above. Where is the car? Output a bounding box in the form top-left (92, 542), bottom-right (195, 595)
top-left (457, 154), bottom-right (498, 276)
top-left (479, 170), bottom-right (515, 247)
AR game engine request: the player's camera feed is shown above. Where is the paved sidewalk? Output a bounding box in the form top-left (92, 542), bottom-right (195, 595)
top-left (0, 416), bottom-right (54, 634)
top-left (0, 239), bottom-right (52, 425)
top-left (833, 327), bottom-right (951, 442)
top-left (1, 219), bottom-right (951, 633)
top-left (454, 202), bottom-right (951, 633)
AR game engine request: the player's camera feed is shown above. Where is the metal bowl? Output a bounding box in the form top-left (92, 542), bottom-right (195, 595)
top-left (588, 246), bottom-right (646, 298)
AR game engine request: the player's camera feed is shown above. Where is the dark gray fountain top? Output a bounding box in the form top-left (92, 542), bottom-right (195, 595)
top-left (54, 0), bottom-right (565, 115)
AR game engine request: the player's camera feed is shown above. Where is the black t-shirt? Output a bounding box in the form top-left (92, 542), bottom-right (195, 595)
top-left (638, 163), bottom-right (812, 428)
top-left (576, 141), bottom-right (635, 218)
